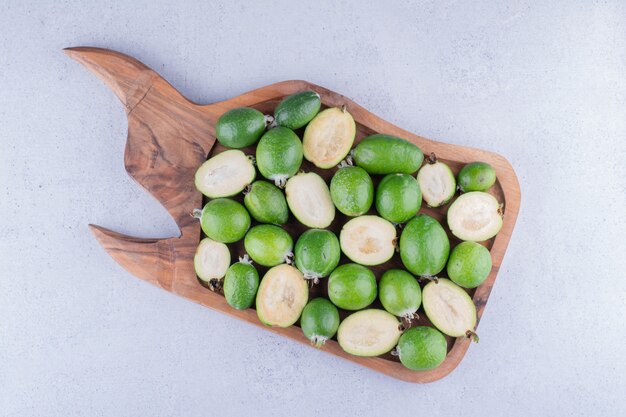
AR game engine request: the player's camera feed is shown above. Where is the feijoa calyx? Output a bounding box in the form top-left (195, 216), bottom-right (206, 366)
top-left (285, 172), bottom-right (335, 228)
top-left (330, 165), bottom-right (374, 216)
top-left (417, 155), bottom-right (456, 207)
top-left (256, 264), bottom-right (308, 327)
top-left (400, 214), bottom-right (450, 277)
top-left (422, 278), bottom-right (477, 339)
top-left (223, 256), bottom-right (259, 310)
top-left (458, 161), bottom-right (496, 192)
top-left (216, 107), bottom-right (268, 148)
top-left (337, 309), bottom-right (402, 357)
top-left (379, 269), bottom-right (422, 319)
top-left (300, 298), bottom-right (340, 347)
top-left (244, 224), bottom-right (293, 267)
top-left (195, 150), bottom-right (256, 199)
top-left (303, 107), bottom-right (356, 168)
top-left (397, 326), bottom-right (447, 371)
top-left (256, 127), bottom-right (303, 187)
top-left (327, 263), bottom-right (377, 310)
top-left (294, 229), bottom-right (340, 282)
top-left (194, 237), bottom-right (231, 283)
top-left (274, 90), bottom-right (321, 130)
top-left (340, 215), bottom-right (396, 266)
top-left (195, 198), bottom-right (250, 243)
top-left (353, 134), bottom-right (423, 174)
top-left (447, 241), bottom-right (492, 288)
top-left (243, 180), bottom-right (288, 225)
top-left (447, 191), bottom-right (503, 241)
top-left (375, 173), bottom-right (422, 223)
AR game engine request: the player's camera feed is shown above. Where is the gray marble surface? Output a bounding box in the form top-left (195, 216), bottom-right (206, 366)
top-left (1, 1), bottom-right (625, 416)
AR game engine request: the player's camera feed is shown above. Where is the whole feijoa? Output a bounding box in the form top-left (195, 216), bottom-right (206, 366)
top-left (274, 90), bottom-right (321, 130)
top-left (197, 198), bottom-right (250, 243)
top-left (375, 173), bottom-right (422, 223)
top-left (379, 269), bottom-right (422, 319)
top-left (294, 229), bottom-right (340, 281)
top-left (223, 257), bottom-right (259, 310)
top-left (216, 107), bottom-right (266, 148)
top-left (244, 225), bottom-right (293, 267)
top-left (300, 298), bottom-right (340, 347)
top-left (256, 127), bottom-right (303, 187)
top-left (458, 162), bottom-right (496, 192)
top-left (353, 134), bottom-right (424, 174)
top-left (447, 241), bottom-right (492, 288)
top-left (330, 166), bottom-right (374, 216)
top-left (244, 180), bottom-right (289, 225)
top-left (328, 263), bottom-right (377, 310)
top-left (397, 326), bottom-right (447, 371)
top-left (399, 214), bottom-right (450, 277)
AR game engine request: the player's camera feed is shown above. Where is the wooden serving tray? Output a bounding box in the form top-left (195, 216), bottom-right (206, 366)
top-left (66, 47), bottom-right (521, 383)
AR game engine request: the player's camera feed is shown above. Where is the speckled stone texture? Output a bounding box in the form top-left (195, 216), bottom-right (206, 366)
top-left (1, 1), bottom-right (625, 416)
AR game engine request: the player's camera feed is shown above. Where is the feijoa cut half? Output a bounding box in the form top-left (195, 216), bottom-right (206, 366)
top-left (339, 215), bottom-right (396, 266)
top-left (256, 127), bottom-right (303, 187)
top-left (353, 134), bottom-right (423, 174)
top-left (294, 229), bottom-right (340, 281)
top-left (458, 161), bottom-right (496, 192)
top-left (256, 264), bottom-right (308, 327)
top-left (285, 172), bottom-right (335, 228)
top-left (195, 150), bottom-right (256, 199)
top-left (337, 309), bottom-right (402, 357)
top-left (243, 180), bottom-right (288, 225)
top-left (303, 107), bottom-right (356, 168)
top-left (397, 326), bottom-right (447, 371)
top-left (447, 191), bottom-right (503, 241)
top-left (422, 278), bottom-right (477, 338)
top-left (417, 157), bottom-right (456, 207)
top-left (244, 225), bottom-right (293, 267)
top-left (223, 256), bottom-right (259, 310)
top-left (330, 165), bottom-right (374, 216)
top-left (300, 298), bottom-right (340, 347)
top-left (274, 90), bottom-right (321, 130)
top-left (399, 214), bottom-right (450, 277)
top-left (216, 107), bottom-right (267, 148)
top-left (379, 269), bottom-right (421, 319)
top-left (327, 263), bottom-right (377, 310)
top-left (375, 173), bottom-right (422, 223)
top-left (447, 241), bottom-right (492, 288)
top-left (195, 198), bottom-right (250, 243)
top-left (194, 238), bottom-right (231, 283)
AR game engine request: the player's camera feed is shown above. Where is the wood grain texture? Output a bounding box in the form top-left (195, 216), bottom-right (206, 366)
top-left (66, 46), bottom-right (521, 383)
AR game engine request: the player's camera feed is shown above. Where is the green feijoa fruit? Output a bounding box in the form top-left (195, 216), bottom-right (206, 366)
top-left (337, 309), bottom-right (402, 357)
top-left (397, 326), bottom-right (447, 371)
top-left (353, 134), bottom-right (424, 174)
top-left (285, 172), bottom-right (335, 228)
top-left (216, 107), bottom-right (267, 148)
top-left (447, 191), bottom-right (503, 242)
top-left (194, 238), bottom-right (231, 283)
top-left (400, 214), bottom-right (450, 277)
top-left (274, 90), bottom-right (321, 130)
top-left (244, 225), bottom-right (293, 267)
top-left (417, 159), bottom-right (456, 207)
top-left (458, 162), bottom-right (496, 192)
top-left (379, 269), bottom-right (422, 319)
top-left (243, 181), bottom-right (288, 225)
top-left (303, 107), bottom-right (356, 168)
top-left (422, 279), bottom-right (477, 338)
top-left (375, 173), bottom-right (422, 223)
top-left (330, 166), bottom-right (374, 216)
top-left (256, 127), bottom-right (303, 187)
top-left (340, 215), bottom-right (396, 265)
top-left (223, 257), bottom-right (259, 310)
top-left (327, 263), bottom-right (377, 310)
top-left (195, 150), bottom-right (256, 198)
top-left (256, 264), bottom-right (308, 327)
top-left (196, 198), bottom-right (250, 243)
top-left (300, 298), bottom-right (340, 347)
top-left (447, 241), bottom-right (492, 288)
top-left (294, 229), bottom-right (340, 281)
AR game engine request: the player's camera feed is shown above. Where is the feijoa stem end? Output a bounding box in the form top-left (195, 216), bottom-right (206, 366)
top-left (466, 330), bottom-right (480, 343)
top-left (192, 208), bottom-right (203, 219)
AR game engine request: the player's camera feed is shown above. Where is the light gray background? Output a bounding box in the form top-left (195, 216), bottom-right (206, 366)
top-left (1, 1), bottom-right (625, 416)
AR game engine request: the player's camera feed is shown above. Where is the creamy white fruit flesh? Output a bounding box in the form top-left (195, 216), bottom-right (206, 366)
top-left (423, 279), bottom-right (476, 337)
top-left (417, 161), bottom-right (456, 207)
top-left (194, 238), bottom-right (231, 282)
top-left (303, 107), bottom-right (356, 169)
top-left (340, 216), bottom-right (396, 265)
top-left (194, 150), bottom-right (256, 198)
top-left (447, 191), bottom-right (502, 241)
top-left (256, 264), bottom-right (308, 327)
top-left (285, 172), bottom-right (335, 228)
top-left (337, 309), bottom-right (402, 357)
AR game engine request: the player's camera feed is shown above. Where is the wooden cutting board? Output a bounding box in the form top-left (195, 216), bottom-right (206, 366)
top-left (66, 46), bottom-right (521, 383)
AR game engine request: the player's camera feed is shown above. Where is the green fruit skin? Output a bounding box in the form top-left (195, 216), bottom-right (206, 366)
top-left (353, 134), bottom-right (424, 174)
top-left (256, 127), bottom-right (303, 180)
top-left (375, 174), bottom-right (422, 223)
top-left (330, 166), bottom-right (374, 216)
top-left (294, 229), bottom-right (340, 279)
top-left (398, 326), bottom-right (447, 371)
top-left (458, 162), bottom-right (496, 192)
top-left (328, 263), bottom-right (377, 310)
top-left (274, 90), bottom-right (321, 130)
top-left (223, 262), bottom-right (259, 310)
top-left (400, 214), bottom-right (450, 277)
top-left (244, 181), bottom-right (289, 225)
top-left (200, 198), bottom-right (250, 243)
top-left (300, 298), bottom-right (340, 346)
top-left (379, 269), bottom-right (422, 317)
top-left (244, 225), bottom-right (293, 267)
top-left (447, 241), bottom-right (492, 288)
top-left (216, 107), bottom-right (266, 148)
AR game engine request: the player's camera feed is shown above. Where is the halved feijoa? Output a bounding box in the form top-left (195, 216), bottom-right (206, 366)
top-left (397, 326), bottom-right (447, 371)
top-left (417, 157), bottom-right (456, 207)
top-left (458, 162), bottom-right (496, 192)
top-left (330, 165), bottom-right (374, 216)
top-left (216, 107), bottom-right (267, 148)
top-left (243, 180), bottom-right (288, 225)
top-left (256, 264), bottom-right (308, 327)
top-left (339, 215), bottom-right (396, 266)
top-left (447, 241), bottom-right (492, 288)
top-left (300, 298), bottom-right (340, 347)
top-left (194, 238), bottom-right (230, 282)
top-left (303, 107), bottom-right (356, 168)
top-left (256, 127), bottom-right (303, 187)
top-left (375, 173), bottom-right (422, 223)
top-left (399, 214), bottom-right (450, 277)
top-left (223, 257), bottom-right (259, 310)
top-left (423, 278), bottom-right (477, 338)
top-left (379, 269), bottom-right (421, 319)
top-left (327, 263), bottom-right (377, 310)
top-left (274, 90), bottom-right (321, 130)
top-left (195, 150), bottom-right (256, 198)
top-left (337, 309), bottom-right (402, 357)
top-left (447, 191), bottom-right (503, 242)
top-left (196, 198), bottom-right (250, 243)
top-left (244, 225), bottom-right (293, 267)
top-left (294, 229), bottom-right (340, 281)
top-left (285, 172), bottom-right (335, 228)
top-left (353, 134), bottom-right (423, 174)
